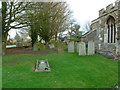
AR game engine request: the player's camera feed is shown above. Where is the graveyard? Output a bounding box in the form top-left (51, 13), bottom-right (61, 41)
top-left (1, 1), bottom-right (119, 89)
top-left (2, 44), bottom-right (118, 88)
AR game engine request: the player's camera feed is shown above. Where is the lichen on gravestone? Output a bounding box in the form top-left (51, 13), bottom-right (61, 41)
top-left (39, 43), bottom-right (45, 50)
top-left (50, 40), bottom-right (56, 47)
top-left (68, 41), bottom-right (74, 53)
top-left (33, 43), bottom-right (39, 51)
top-left (57, 41), bottom-right (64, 53)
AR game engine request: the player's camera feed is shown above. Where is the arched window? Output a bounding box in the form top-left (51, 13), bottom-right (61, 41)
top-left (107, 16), bottom-right (116, 43)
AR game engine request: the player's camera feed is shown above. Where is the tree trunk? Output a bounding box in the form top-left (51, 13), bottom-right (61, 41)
top-left (2, 33), bottom-right (8, 55)
top-left (55, 32), bottom-right (58, 41)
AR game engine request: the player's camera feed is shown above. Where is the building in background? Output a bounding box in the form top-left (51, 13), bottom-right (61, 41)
top-left (82, 0), bottom-right (120, 59)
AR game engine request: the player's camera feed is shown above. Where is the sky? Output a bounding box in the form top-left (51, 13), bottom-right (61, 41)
top-left (66, 0), bottom-right (116, 32)
top-left (0, 0), bottom-right (117, 38)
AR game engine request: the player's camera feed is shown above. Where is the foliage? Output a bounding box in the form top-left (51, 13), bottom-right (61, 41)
top-left (68, 21), bottom-right (82, 41)
top-left (2, 2), bottom-right (29, 54)
top-left (14, 33), bottom-right (22, 42)
top-left (39, 43), bottom-right (45, 50)
top-left (22, 2), bottom-right (72, 45)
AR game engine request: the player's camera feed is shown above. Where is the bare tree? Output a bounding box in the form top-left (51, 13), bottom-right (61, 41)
top-left (2, 2), bottom-right (29, 55)
top-left (84, 21), bottom-right (91, 32)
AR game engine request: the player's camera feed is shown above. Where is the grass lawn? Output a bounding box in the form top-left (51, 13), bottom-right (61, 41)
top-left (2, 52), bottom-right (118, 88)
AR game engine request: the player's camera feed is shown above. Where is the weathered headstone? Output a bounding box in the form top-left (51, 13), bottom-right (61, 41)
top-left (57, 41), bottom-right (64, 53)
top-left (88, 41), bottom-right (95, 55)
top-left (39, 43), bottom-right (45, 50)
top-left (51, 40), bottom-right (56, 47)
top-left (49, 44), bottom-right (55, 49)
top-left (68, 41), bottom-right (74, 53)
top-left (63, 42), bottom-right (67, 50)
top-left (35, 60), bottom-right (51, 72)
top-left (78, 42), bottom-right (86, 56)
top-left (33, 43), bottom-right (39, 51)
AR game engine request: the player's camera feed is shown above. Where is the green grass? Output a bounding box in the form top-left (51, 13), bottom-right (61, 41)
top-left (2, 52), bottom-right (118, 88)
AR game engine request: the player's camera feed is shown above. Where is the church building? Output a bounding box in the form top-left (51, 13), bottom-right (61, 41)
top-left (82, 0), bottom-right (120, 60)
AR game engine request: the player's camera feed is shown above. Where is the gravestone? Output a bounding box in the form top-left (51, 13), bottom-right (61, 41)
top-left (57, 41), bottom-right (64, 53)
top-left (33, 43), bottom-right (39, 51)
top-left (68, 41), bottom-right (74, 53)
top-left (49, 44), bottom-right (55, 49)
top-left (35, 60), bottom-right (51, 72)
top-left (88, 41), bottom-right (95, 55)
top-left (51, 40), bottom-right (56, 47)
top-left (78, 42), bottom-right (86, 56)
top-left (39, 43), bottom-right (45, 50)
top-left (63, 42), bottom-right (67, 50)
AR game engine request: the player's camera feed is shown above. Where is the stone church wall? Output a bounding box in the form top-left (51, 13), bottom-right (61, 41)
top-left (82, 0), bottom-right (120, 60)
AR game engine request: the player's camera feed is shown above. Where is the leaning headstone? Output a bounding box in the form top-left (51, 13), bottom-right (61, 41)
top-left (78, 42), bottom-right (86, 56)
top-left (88, 41), bottom-right (95, 55)
top-left (39, 43), bottom-right (45, 50)
top-left (68, 41), bottom-right (74, 53)
top-left (33, 43), bottom-right (39, 51)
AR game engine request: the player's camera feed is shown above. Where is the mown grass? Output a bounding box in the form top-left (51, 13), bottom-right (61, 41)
top-left (2, 52), bottom-right (118, 88)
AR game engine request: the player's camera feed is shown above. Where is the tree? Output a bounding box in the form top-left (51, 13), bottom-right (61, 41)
top-left (22, 2), bottom-right (72, 45)
top-left (85, 21), bottom-right (91, 32)
top-left (0, 8), bottom-right (2, 54)
top-left (67, 19), bottom-right (82, 41)
top-left (2, 2), bottom-right (29, 55)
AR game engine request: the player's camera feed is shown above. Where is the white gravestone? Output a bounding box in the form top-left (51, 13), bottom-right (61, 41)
top-left (78, 42), bottom-right (86, 56)
top-left (88, 41), bottom-right (95, 55)
top-left (68, 41), bottom-right (74, 53)
top-left (49, 44), bottom-right (55, 49)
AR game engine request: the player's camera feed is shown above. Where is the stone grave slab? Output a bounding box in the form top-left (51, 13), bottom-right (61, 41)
top-left (35, 60), bottom-right (51, 72)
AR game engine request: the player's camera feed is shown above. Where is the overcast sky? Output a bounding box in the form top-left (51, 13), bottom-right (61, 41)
top-left (0, 0), bottom-right (116, 38)
top-left (66, 0), bottom-right (116, 31)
